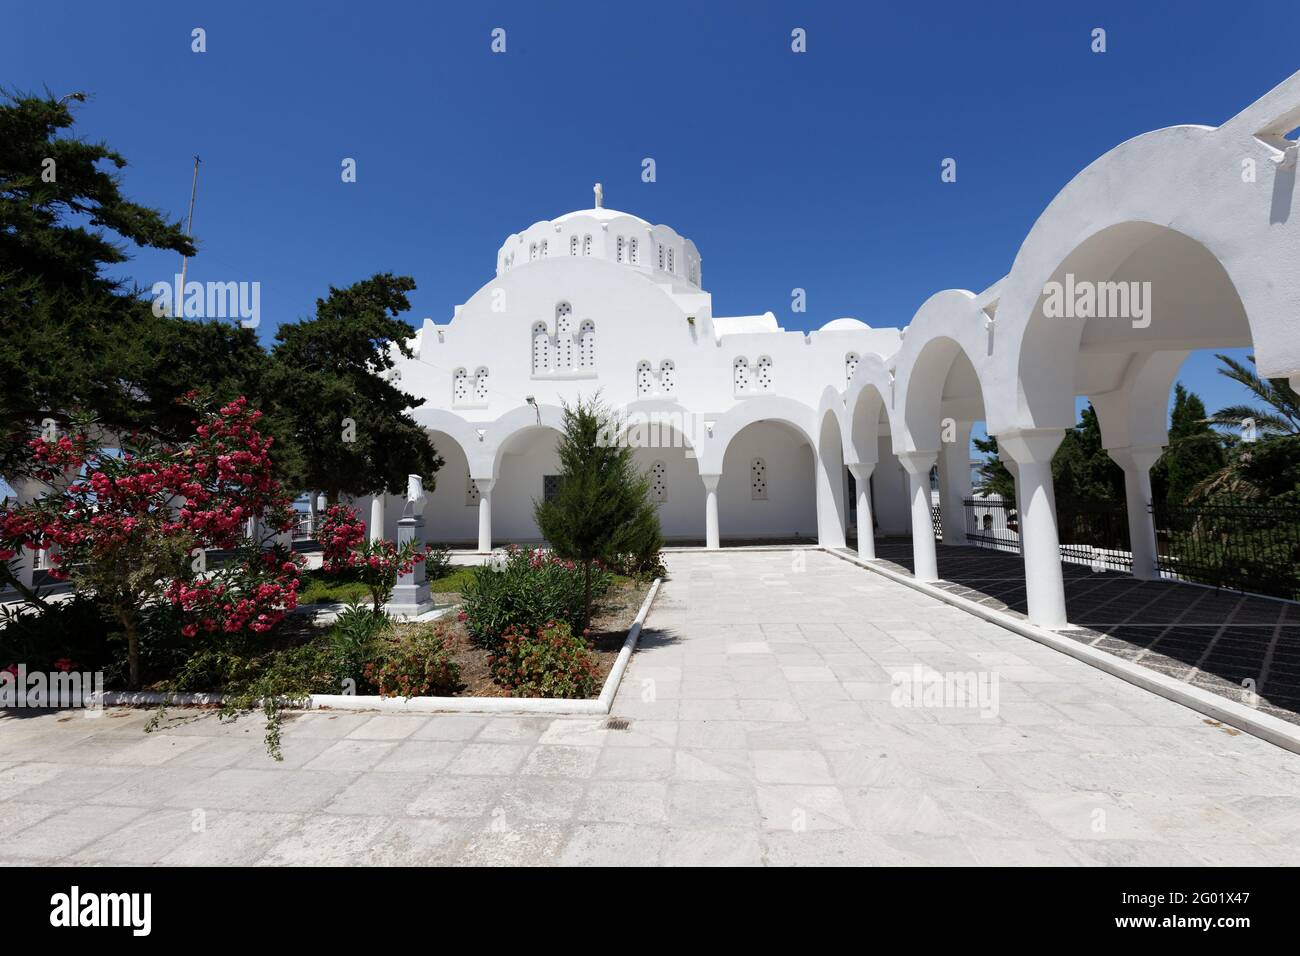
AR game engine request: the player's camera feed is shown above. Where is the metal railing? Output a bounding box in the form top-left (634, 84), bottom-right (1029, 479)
top-left (962, 497), bottom-right (1131, 572)
top-left (961, 496), bottom-right (1300, 598)
top-left (1154, 502), bottom-right (1300, 600)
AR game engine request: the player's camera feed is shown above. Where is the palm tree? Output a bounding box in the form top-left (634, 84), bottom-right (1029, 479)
top-left (1204, 354), bottom-right (1300, 437)
top-left (1189, 354), bottom-right (1300, 501)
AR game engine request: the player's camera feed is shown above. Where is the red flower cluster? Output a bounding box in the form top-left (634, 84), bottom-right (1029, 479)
top-left (317, 503), bottom-right (427, 610)
top-left (0, 397), bottom-right (302, 637)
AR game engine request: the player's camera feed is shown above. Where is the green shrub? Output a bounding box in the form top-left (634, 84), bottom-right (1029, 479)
top-left (460, 547), bottom-right (610, 650)
top-left (489, 620), bottom-right (599, 698)
top-left (364, 621), bottom-right (460, 698)
top-left (0, 595), bottom-right (114, 674)
top-left (327, 602), bottom-right (390, 690)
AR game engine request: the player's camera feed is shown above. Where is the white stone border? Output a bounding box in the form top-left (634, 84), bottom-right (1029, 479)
top-left (825, 548), bottom-right (1300, 757)
top-left (101, 577), bottom-right (662, 716)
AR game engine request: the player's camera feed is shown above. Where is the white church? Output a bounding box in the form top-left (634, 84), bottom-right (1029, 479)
top-left (362, 71), bottom-right (1300, 631)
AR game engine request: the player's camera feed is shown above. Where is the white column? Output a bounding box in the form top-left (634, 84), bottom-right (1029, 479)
top-left (701, 474), bottom-right (721, 550)
top-left (873, 436), bottom-right (911, 534)
top-left (815, 456), bottom-right (847, 550)
top-left (847, 463), bottom-right (876, 560)
top-left (898, 451), bottom-right (939, 582)
top-left (369, 493), bottom-right (385, 543)
top-left (475, 478), bottom-right (494, 553)
top-left (938, 421), bottom-right (973, 546)
top-left (999, 429), bottom-right (1067, 628)
top-left (1108, 444), bottom-right (1164, 581)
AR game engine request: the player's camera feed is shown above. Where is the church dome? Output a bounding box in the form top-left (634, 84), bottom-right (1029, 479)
top-left (496, 184), bottom-right (703, 288)
top-left (820, 317), bottom-right (871, 331)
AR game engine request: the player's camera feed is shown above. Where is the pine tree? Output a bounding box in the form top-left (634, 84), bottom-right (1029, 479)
top-left (1153, 383), bottom-right (1225, 506)
top-left (266, 273), bottom-right (443, 501)
top-left (0, 91), bottom-right (196, 476)
top-left (534, 397), bottom-right (663, 630)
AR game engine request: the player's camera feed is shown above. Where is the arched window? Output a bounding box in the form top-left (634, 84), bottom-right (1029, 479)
top-left (629, 237), bottom-right (638, 264)
top-left (733, 356), bottom-right (751, 394)
top-left (636, 360), bottom-right (654, 398)
top-left (756, 356), bottom-right (773, 391)
top-left (474, 366), bottom-right (489, 402)
top-left (569, 235), bottom-right (579, 256)
top-left (532, 322), bottom-right (551, 374)
top-left (659, 359), bottom-right (675, 395)
top-left (667, 247), bottom-right (674, 273)
top-left (657, 243), bottom-right (665, 270)
top-left (466, 474), bottom-right (481, 507)
top-left (582, 234), bottom-right (592, 256)
top-left (578, 319), bottom-right (595, 368)
top-left (529, 242), bottom-right (538, 261)
top-left (556, 302), bottom-right (573, 369)
top-left (650, 460), bottom-right (667, 502)
top-left (539, 239), bottom-right (548, 257)
top-left (452, 367), bottom-right (469, 404)
top-left (982, 514), bottom-right (993, 531)
top-left (616, 236), bottom-right (625, 264)
top-left (751, 458), bottom-right (768, 500)
top-left (845, 352), bottom-right (860, 387)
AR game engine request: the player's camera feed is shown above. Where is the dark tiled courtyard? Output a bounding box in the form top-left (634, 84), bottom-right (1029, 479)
top-left (857, 539), bottom-right (1300, 727)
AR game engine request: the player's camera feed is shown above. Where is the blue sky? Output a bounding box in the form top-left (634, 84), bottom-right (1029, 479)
top-left (5, 0), bottom-right (1297, 425)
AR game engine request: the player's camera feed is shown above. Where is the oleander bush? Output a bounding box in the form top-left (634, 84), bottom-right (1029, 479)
top-left (459, 546), bottom-right (609, 651)
top-left (364, 619), bottom-right (460, 698)
top-left (489, 620), bottom-right (598, 699)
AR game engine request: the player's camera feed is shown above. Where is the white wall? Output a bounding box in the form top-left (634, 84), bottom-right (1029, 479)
top-left (719, 422), bottom-right (816, 540)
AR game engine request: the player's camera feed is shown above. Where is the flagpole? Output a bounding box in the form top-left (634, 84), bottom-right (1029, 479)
top-left (178, 155), bottom-right (201, 310)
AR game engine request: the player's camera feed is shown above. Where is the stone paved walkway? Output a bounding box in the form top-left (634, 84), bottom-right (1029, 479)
top-left (865, 540), bottom-right (1300, 725)
top-left (2, 549), bottom-right (1299, 866)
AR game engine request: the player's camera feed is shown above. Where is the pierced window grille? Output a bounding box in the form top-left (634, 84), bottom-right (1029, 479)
top-left (659, 359), bottom-right (675, 395)
top-left (845, 352), bottom-right (860, 387)
top-left (454, 367), bottom-right (488, 406)
top-left (636, 360), bottom-right (654, 397)
top-left (570, 235), bottom-right (579, 256)
top-left (667, 248), bottom-right (674, 273)
top-left (466, 474), bottom-right (481, 507)
top-left (657, 244), bottom-right (665, 270)
top-left (733, 356), bottom-right (751, 394)
top-left (532, 322), bottom-right (551, 374)
top-left (540, 239), bottom-right (548, 257)
top-left (529, 242), bottom-right (537, 261)
top-left (543, 474), bottom-right (564, 502)
top-left (579, 319), bottom-right (595, 368)
top-left (751, 458), bottom-right (768, 500)
top-left (629, 237), bottom-right (638, 264)
top-left (556, 303), bottom-right (573, 369)
top-left (582, 234), bottom-right (592, 256)
top-left (650, 460), bottom-right (667, 502)
top-left (756, 355), bottom-right (773, 391)
top-left (616, 235), bottom-right (625, 264)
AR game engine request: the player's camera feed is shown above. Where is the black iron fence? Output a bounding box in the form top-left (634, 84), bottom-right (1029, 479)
top-left (1154, 502), bottom-right (1300, 600)
top-left (1056, 500), bottom-right (1132, 573)
top-left (961, 496), bottom-right (1300, 599)
top-left (963, 496), bottom-right (1021, 555)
